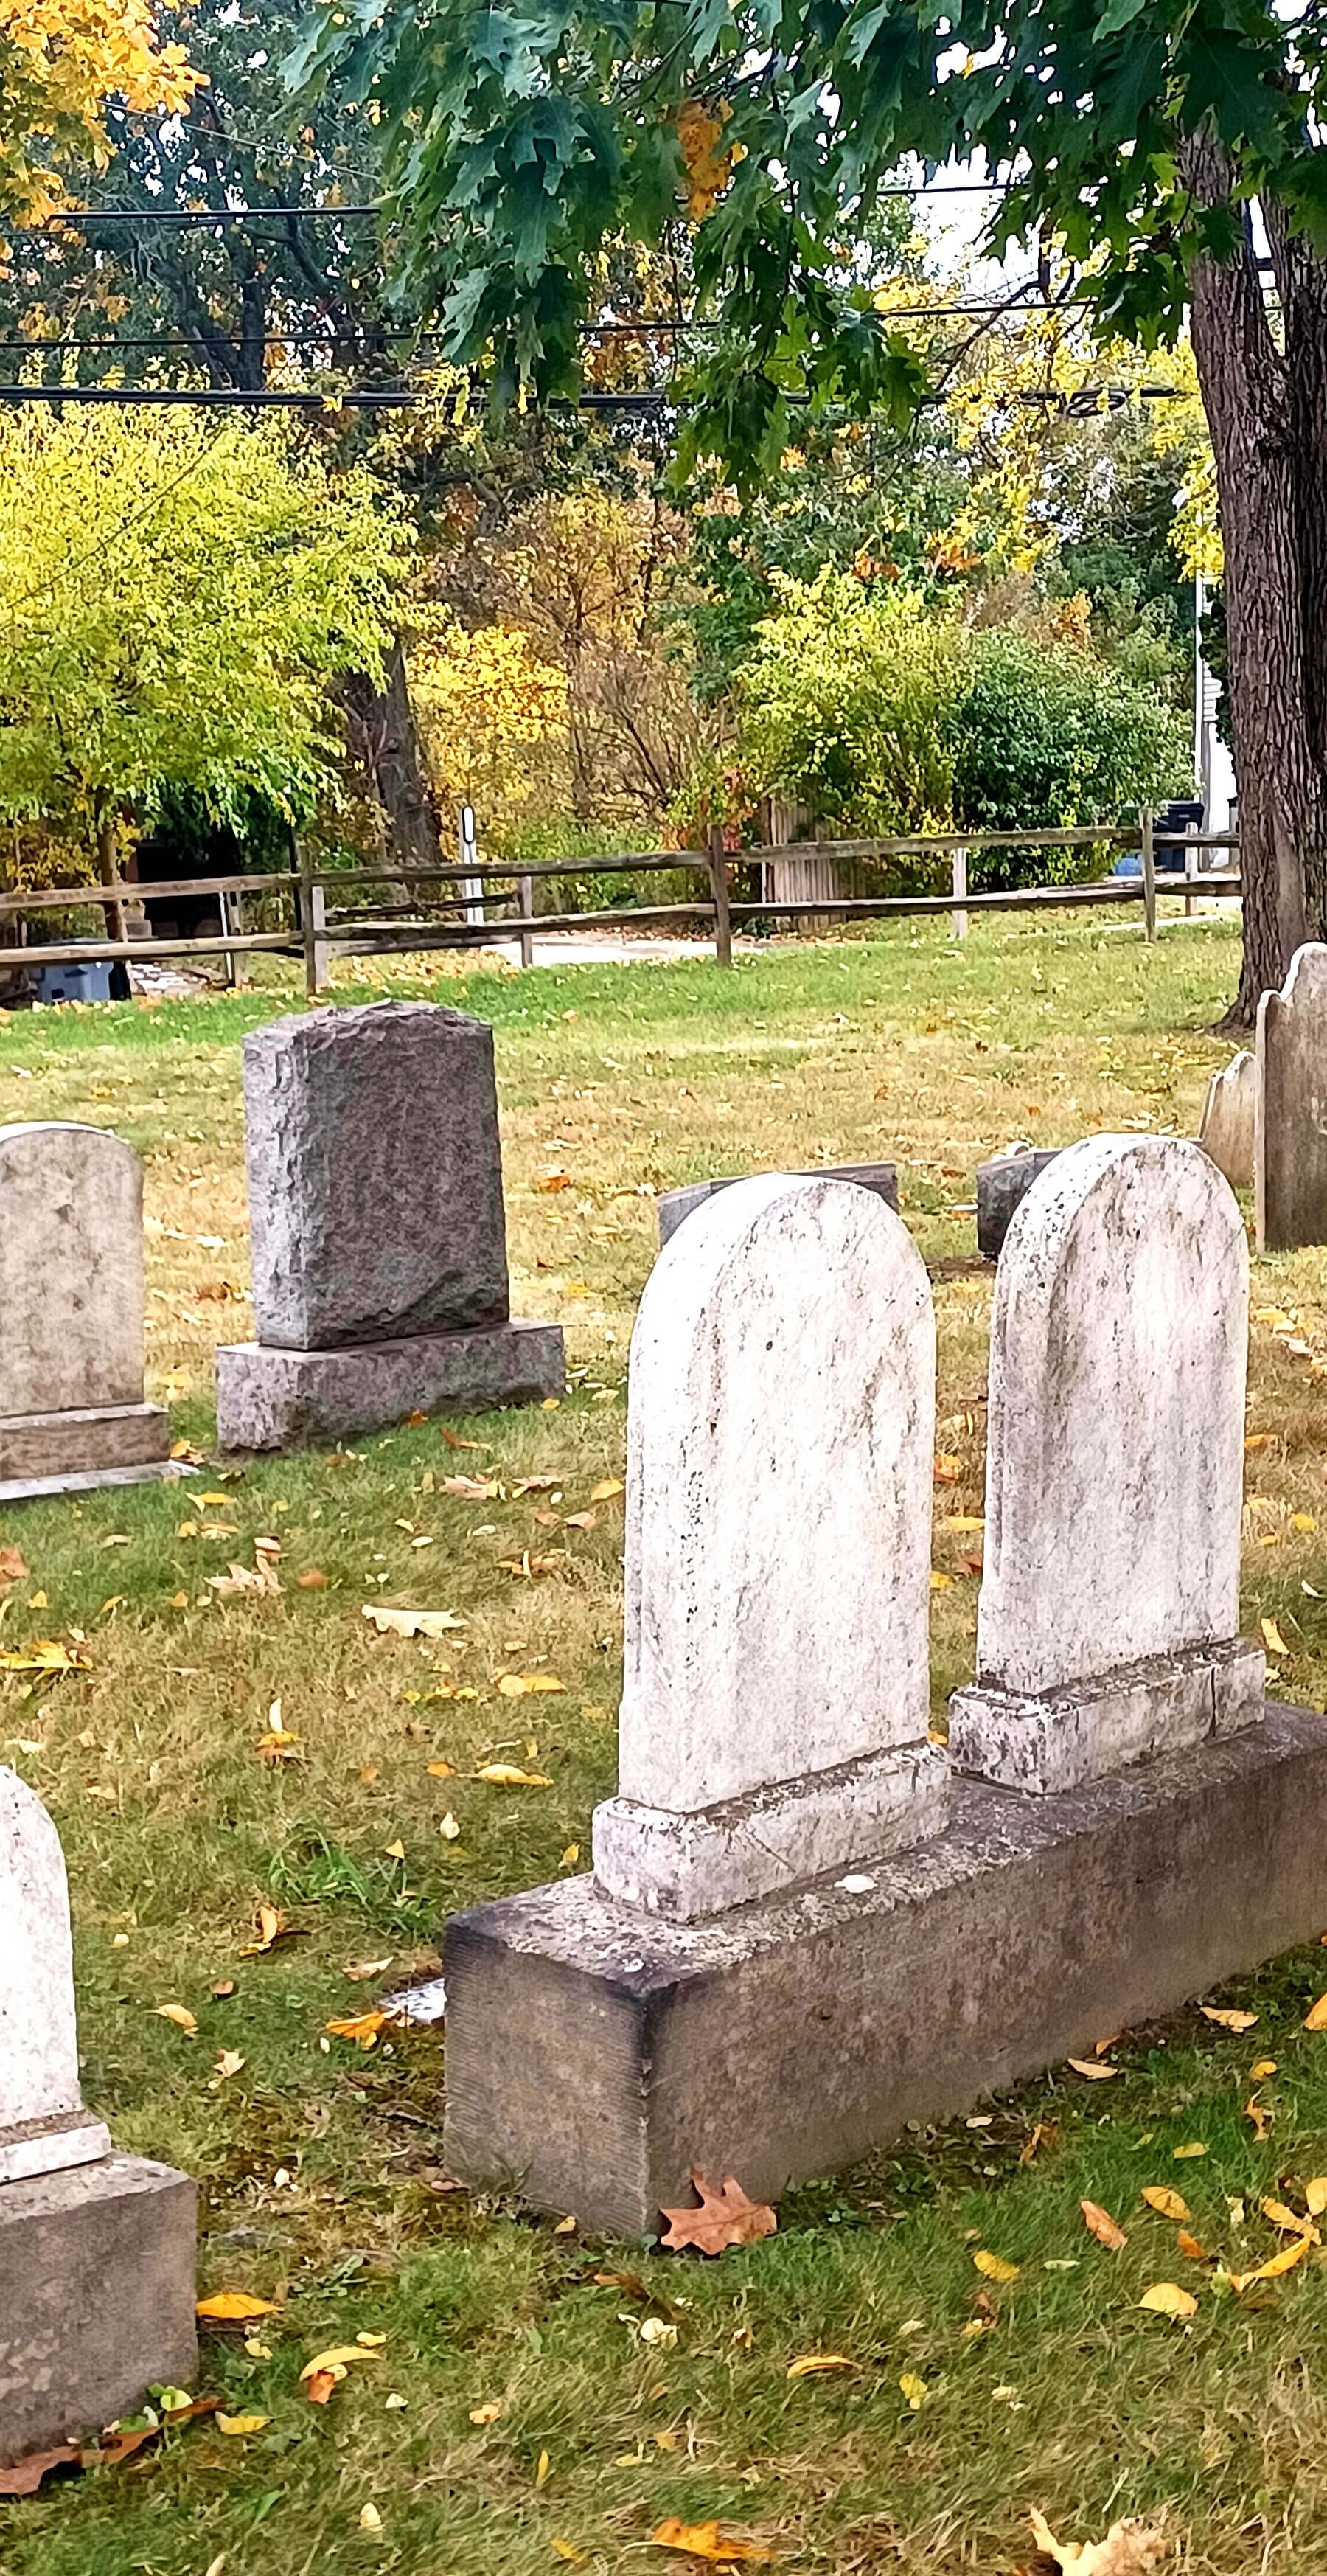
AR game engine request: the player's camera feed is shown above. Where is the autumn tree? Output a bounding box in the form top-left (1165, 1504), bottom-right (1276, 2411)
top-left (0, 0), bottom-right (196, 221)
top-left (296, 0), bottom-right (1327, 1021)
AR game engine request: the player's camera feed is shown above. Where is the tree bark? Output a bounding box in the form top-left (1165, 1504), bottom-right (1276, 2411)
top-left (337, 634), bottom-right (443, 871)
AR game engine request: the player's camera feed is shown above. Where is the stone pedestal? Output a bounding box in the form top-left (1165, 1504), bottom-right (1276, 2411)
top-left (443, 1704), bottom-right (1327, 2236)
top-left (949, 1636), bottom-right (1264, 1796)
top-left (217, 1319), bottom-right (565, 1451)
top-left (0, 1400), bottom-right (172, 1502)
top-left (658, 1162), bottom-right (897, 1250)
top-left (0, 2156), bottom-right (196, 2466)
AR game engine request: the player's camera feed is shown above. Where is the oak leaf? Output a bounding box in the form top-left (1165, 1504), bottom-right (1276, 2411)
top-left (659, 2171), bottom-right (777, 2255)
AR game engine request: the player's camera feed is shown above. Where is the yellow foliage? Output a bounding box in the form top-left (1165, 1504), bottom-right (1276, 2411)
top-left (676, 97), bottom-right (739, 222)
top-left (0, 0), bottom-right (200, 222)
top-left (412, 617), bottom-right (570, 817)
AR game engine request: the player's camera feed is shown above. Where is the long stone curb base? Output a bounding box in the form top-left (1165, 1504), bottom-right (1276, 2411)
top-left (216, 1319), bottom-right (565, 1451)
top-left (592, 1740), bottom-right (950, 1918)
top-left (948, 1637), bottom-right (1266, 1795)
top-left (0, 2155), bottom-right (197, 2468)
top-left (0, 1400), bottom-right (173, 1501)
top-left (443, 1703), bottom-right (1327, 2237)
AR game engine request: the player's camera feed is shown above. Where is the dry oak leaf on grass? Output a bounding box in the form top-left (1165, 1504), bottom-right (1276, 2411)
top-left (659, 2172), bottom-right (778, 2255)
top-left (1028, 2507), bottom-right (1167, 2573)
top-left (362, 1604), bottom-right (465, 1639)
top-left (652, 2518), bottom-right (775, 2565)
top-left (1081, 2200), bottom-right (1128, 2251)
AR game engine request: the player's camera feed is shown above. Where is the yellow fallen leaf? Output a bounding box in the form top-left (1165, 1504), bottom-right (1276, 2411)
top-left (383, 1840), bottom-right (406, 1861)
top-left (786, 2353), bottom-right (854, 2378)
top-left (1141, 2187), bottom-right (1190, 2223)
top-left (497, 1673), bottom-right (566, 1696)
top-left (469, 2400), bottom-right (504, 2425)
top-left (1261, 1617), bottom-right (1290, 1656)
top-left (973, 2249), bottom-right (1019, 2282)
top-left (156, 2002), bottom-right (198, 2035)
top-left (1199, 2004), bottom-right (1258, 2032)
top-left (358, 2504), bottom-right (383, 2534)
top-left (217, 2413), bottom-right (269, 2436)
top-left (361, 1605), bottom-right (465, 1639)
top-left (1175, 2229), bottom-right (1208, 2261)
top-left (1138, 2282), bottom-right (1197, 2319)
top-left (929, 1569), bottom-right (953, 1590)
top-left (1067, 2058), bottom-right (1118, 2080)
top-left (439, 1811), bottom-right (462, 1841)
top-left (300, 2345), bottom-right (383, 2378)
top-left (1080, 2198), bottom-right (1127, 2250)
top-left (324, 2010), bottom-right (389, 2048)
top-left (1251, 2058), bottom-right (1278, 2078)
top-left (196, 2292), bottom-right (278, 2321)
top-left (1230, 2234), bottom-right (1313, 2289)
top-left (1245, 2097), bottom-right (1272, 2140)
top-left (590, 1479), bottom-right (624, 1501)
top-left (1306, 2178), bottom-right (1327, 2217)
top-left (1173, 2142), bottom-right (1208, 2158)
top-left (357, 2333), bottom-right (387, 2349)
top-left (898, 2371), bottom-right (929, 2409)
top-left (536, 2450), bottom-right (551, 2488)
top-left (1260, 2195), bottom-right (1319, 2240)
top-left (1293, 1513), bottom-right (1317, 1532)
top-left (1304, 1993), bottom-right (1327, 2030)
top-left (1028, 2505), bottom-right (1167, 2572)
top-left (652, 2518), bottom-right (774, 2563)
top-left (551, 2544), bottom-right (587, 2566)
top-left (475, 1763), bottom-right (552, 1786)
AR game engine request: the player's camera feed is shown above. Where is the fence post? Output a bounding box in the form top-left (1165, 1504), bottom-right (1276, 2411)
top-left (707, 822), bottom-right (733, 968)
top-left (950, 844), bottom-right (969, 941)
top-left (1140, 808), bottom-right (1157, 942)
top-left (459, 804), bottom-right (484, 931)
top-left (299, 844), bottom-right (330, 998)
top-left (517, 872), bottom-right (534, 970)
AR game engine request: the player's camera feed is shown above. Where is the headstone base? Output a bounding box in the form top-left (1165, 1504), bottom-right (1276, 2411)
top-left (216, 1319), bottom-right (565, 1451)
top-left (0, 2106), bottom-right (111, 2187)
top-left (0, 1400), bottom-right (170, 1495)
top-left (0, 2153), bottom-right (196, 2468)
top-left (592, 1740), bottom-right (949, 1919)
top-left (947, 1636), bottom-right (1265, 1795)
top-left (442, 1700), bottom-right (1323, 2237)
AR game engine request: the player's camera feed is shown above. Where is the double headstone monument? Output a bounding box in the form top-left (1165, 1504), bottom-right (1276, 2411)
top-left (0, 1769), bottom-right (195, 2465)
top-left (1256, 942), bottom-right (1327, 1251)
top-left (0, 1122), bottom-right (173, 1501)
top-left (216, 1001), bottom-right (564, 1449)
top-left (442, 1145), bottom-right (1327, 2237)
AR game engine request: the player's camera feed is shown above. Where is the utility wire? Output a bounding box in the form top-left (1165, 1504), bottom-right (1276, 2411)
top-left (10, 176), bottom-right (1019, 235)
top-left (0, 377), bottom-right (1190, 411)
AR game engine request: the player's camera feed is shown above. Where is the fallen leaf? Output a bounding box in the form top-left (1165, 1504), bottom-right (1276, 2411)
top-left (0, 1547), bottom-right (29, 1585)
top-left (1244, 2098), bottom-right (1272, 2140)
top-left (1199, 2004), bottom-right (1258, 2032)
top-left (1028, 2504), bottom-right (1167, 2572)
top-left (297, 1569), bottom-right (330, 1590)
top-left (551, 2544), bottom-right (587, 2566)
top-left (301, 2345), bottom-right (383, 2378)
top-left (325, 2010), bottom-right (389, 2049)
top-left (0, 2443), bottom-right (80, 2496)
top-left (1231, 2234), bottom-right (1314, 2289)
top-left (972, 2247), bottom-right (1020, 2281)
top-left (1067, 2058), bottom-right (1119, 2080)
top-left (933, 1454), bottom-right (962, 1483)
top-left (1293, 1513), bottom-right (1317, 1533)
top-left (536, 2449), bottom-right (551, 2486)
top-left (210, 2049), bottom-right (245, 2086)
top-left (496, 1673), bottom-right (566, 1697)
top-left (659, 2171), bottom-right (778, 2256)
top-left (1261, 1617), bottom-right (1291, 1656)
top-left (1251, 2058), bottom-right (1278, 2078)
top-left (1173, 2141), bottom-right (1209, 2158)
top-left (441, 1475), bottom-right (500, 1500)
top-left (475, 1763), bottom-right (552, 1786)
top-left (156, 2002), bottom-right (198, 2036)
top-left (1260, 2195), bottom-right (1319, 2241)
top-left (358, 2503), bottom-right (383, 2533)
top-left (208, 1557), bottom-right (280, 1599)
top-left (1138, 2281), bottom-right (1197, 2319)
top-left (1303, 1993), bottom-right (1327, 2030)
top-left (439, 1811), bottom-right (462, 1841)
top-left (304, 2370), bottom-right (341, 2406)
top-left (591, 1479), bottom-right (624, 1501)
top-left (899, 2371), bottom-right (929, 2409)
top-left (361, 1605), bottom-right (465, 1639)
top-left (1020, 2120), bottom-right (1059, 2166)
top-left (239, 1901), bottom-right (302, 1957)
top-left (651, 2520), bottom-right (774, 2565)
top-left (217, 2413), bottom-right (269, 2436)
top-left (1306, 2177), bottom-right (1327, 2216)
top-left (196, 2291), bottom-right (278, 2322)
top-left (441, 1428), bottom-right (488, 1451)
top-left (1141, 2187), bottom-right (1190, 2223)
top-left (470, 2400), bottom-right (504, 2425)
top-left (1175, 2230), bottom-right (1208, 2260)
top-left (786, 2353), bottom-right (854, 2378)
top-left (1081, 2199), bottom-right (1127, 2251)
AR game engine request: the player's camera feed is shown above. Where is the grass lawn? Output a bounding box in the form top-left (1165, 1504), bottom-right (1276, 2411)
top-left (7, 911), bottom-right (1327, 2574)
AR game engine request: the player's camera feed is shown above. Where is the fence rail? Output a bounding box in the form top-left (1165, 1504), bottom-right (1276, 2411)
top-left (0, 813), bottom-right (1241, 996)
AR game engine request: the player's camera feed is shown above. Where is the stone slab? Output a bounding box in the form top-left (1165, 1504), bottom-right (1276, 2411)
top-left (658, 1163), bottom-right (898, 1249)
top-left (1257, 944), bottom-right (1327, 1251)
top-left (0, 1124), bottom-right (146, 1417)
top-left (0, 2154), bottom-right (196, 2466)
top-left (975, 1149), bottom-right (1061, 1260)
top-left (216, 1319), bottom-right (565, 1451)
top-left (0, 1459), bottom-right (188, 1505)
top-left (592, 1740), bottom-right (949, 1920)
top-left (1199, 1049), bottom-right (1256, 1191)
top-left (243, 1001), bottom-right (511, 1349)
top-left (948, 1636), bottom-right (1264, 1795)
top-left (0, 2108), bottom-right (111, 2188)
top-left (443, 1700), bottom-right (1327, 2236)
top-left (0, 1400), bottom-right (170, 1486)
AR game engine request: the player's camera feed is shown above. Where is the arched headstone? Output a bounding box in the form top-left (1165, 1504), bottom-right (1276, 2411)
top-left (592, 1175), bottom-right (948, 1916)
top-left (950, 1134), bottom-right (1264, 1793)
top-left (1257, 943), bottom-right (1327, 1249)
top-left (0, 1768), bottom-right (110, 2183)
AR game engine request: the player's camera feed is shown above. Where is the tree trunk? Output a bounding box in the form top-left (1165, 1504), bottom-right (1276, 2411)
top-left (1182, 136), bottom-right (1327, 1025)
top-left (96, 804), bottom-right (125, 948)
top-left (338, 634), bottom-right (443, 871)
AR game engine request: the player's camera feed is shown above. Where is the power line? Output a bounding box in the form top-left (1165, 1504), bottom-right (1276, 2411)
top-left (10, 176), bottom-right (1020, 236)
top-left (0, 376), bottom-right (1191, 412)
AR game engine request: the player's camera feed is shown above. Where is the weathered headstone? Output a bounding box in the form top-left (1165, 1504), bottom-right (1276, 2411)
top-left (949, 1135), bottom-right (1263, 1794)
top-left (0, 1768), bottom-right (195, 2465)
top-left (1199, 1049), bottom-right (1257, 1191)
top-left (657, 1161), bottom-right (897, 1249)
top-left (216, 1001), bottom-right (563, 1448)
top-left (975, 1146), bottom-right (1060, 1260)
top-left (0, 1123), bottom-right (173, 1500)
top-left (592, 1175), bottom-right (947, 1917)
top-left (1257, 943), bottom-right (1327, 1251)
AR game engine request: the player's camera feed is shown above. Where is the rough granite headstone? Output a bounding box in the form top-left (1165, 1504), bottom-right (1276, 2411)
top-left (1257, 943), bottom-right (1327, 1251)
top-left (216, 1001), bottom-right (563, 1448)
top-left (975, 1146), bottom-right (1061, 1260)
top-left (949, 1134), bottom-right (1264, 1794)
top-left (0, 1123), bottom-right (173, 1500)
top-left (591, 1175), bottom-right (948, 1917)
top-left (658, 1162), bottom-right (897, 1249)
top-left (1199, 1049), bottom-right (1257, 1192)
top-left (0, 1768), bottom-right (196, 2465)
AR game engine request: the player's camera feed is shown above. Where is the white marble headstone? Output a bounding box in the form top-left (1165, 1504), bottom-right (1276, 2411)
top-left (950, 1135), bottom-right (1263, 1793)
top-left (1257, 943), bottom-right (1327, 1251)
top-left (0, 1768), bottom-right (110, 2184)
top-left (0, 1124), bottom-right (146, 1418)
top-left (1199, 1049), bottom-right (1256, 1192)
top-left (592, 1175), bottom-right (948, 1916)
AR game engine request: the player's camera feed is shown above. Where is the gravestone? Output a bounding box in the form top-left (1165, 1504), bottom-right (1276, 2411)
top-left (216, 1001), bottom-right (563, 1448)
top-left (0, 1768), bottom-right (195, 2465)
top-left (975, 1146), bottom-right (1061, 1260)
top-left (593, 1178), bottom-right (947, 1916)
top-left (949, 1135), bottom-right (1263, 1794)
top-left (658, 1161), bottom-right (897, 1249)
top-left (1199, 1049), bottom-right (1257, 1191)
top-left (0, 1123), bottom-right (173, 1500)
top-left (1257, 943), bottom-right (1327, 1251)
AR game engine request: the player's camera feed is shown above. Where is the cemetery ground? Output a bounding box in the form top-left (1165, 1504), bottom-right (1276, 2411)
top-left (8, 914), bottom-right (1327, 2575)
